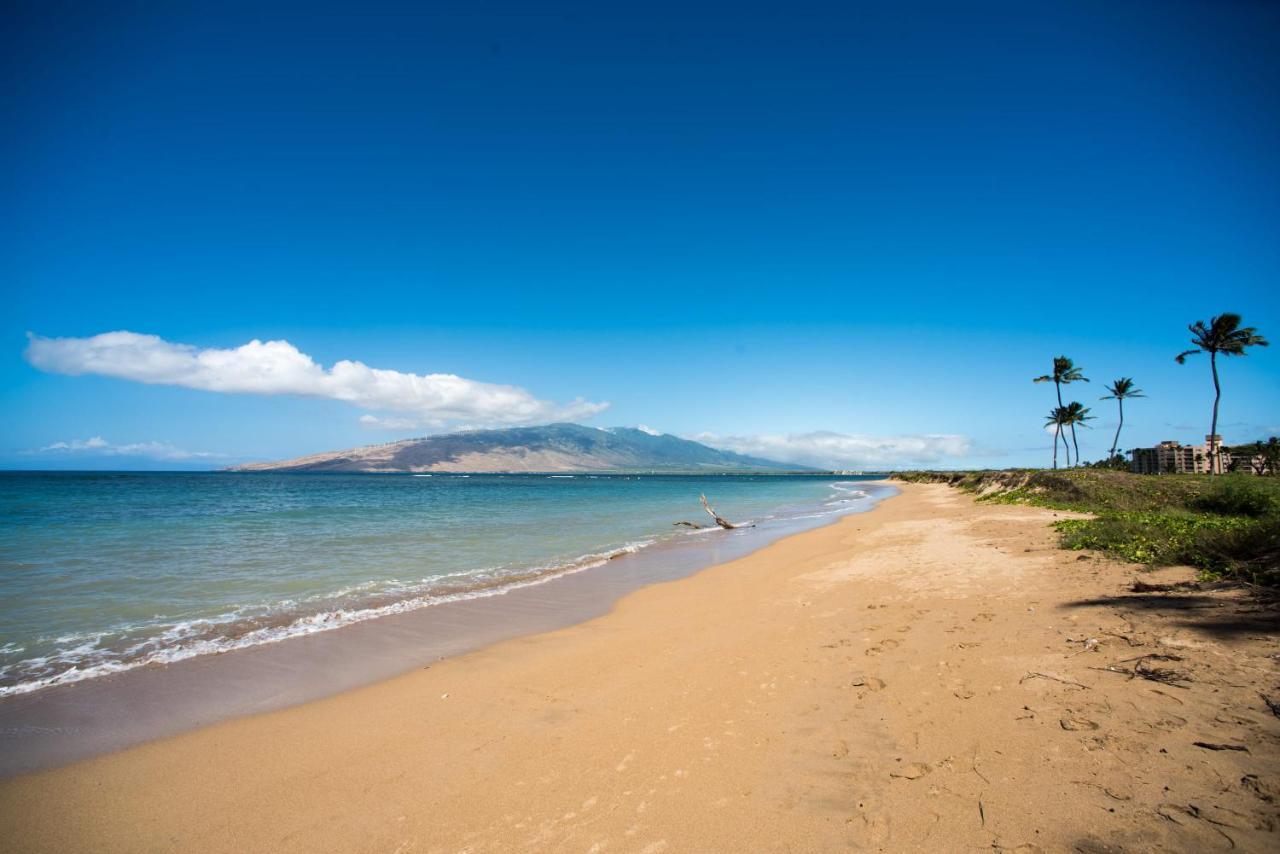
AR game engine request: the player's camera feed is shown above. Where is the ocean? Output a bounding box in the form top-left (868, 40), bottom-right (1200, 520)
top-left (0, 471), bottom-right (884, 698)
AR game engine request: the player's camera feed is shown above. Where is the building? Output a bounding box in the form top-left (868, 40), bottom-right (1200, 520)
top-left (1130, 435), bottom-right (1226, 475)
top-left (1228, 448), bottom-right (1273, 476)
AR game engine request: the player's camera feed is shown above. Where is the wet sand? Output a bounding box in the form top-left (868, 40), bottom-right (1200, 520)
top-left (2, 482), bottom-right (1277, 851)
top-left (0, 483), bottom-right (896, 778)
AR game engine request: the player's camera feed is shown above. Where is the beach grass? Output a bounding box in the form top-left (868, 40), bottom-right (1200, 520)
top-left (893, 469), bottom-right (1280, 585)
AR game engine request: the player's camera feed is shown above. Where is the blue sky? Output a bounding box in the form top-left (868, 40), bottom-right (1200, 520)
top-left (4, 1), bottom-right (1278, 469)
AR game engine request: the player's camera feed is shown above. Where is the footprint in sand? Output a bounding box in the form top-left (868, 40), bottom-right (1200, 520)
top-left (889, 762), bottom-right (930, 780)
top-left (1146, 714), bottom-right (1187, 732)
top-left (1241, 774), bottom-right (1278, 803)
top-left (865, 639), bottom-right (901, 656)
top-left (973, 612), bottom-right (996, 622)
top-left (850, 676), bottom-right (886, 691)
top-left (847, 810), bottom-right (891, 845)
top-left (1060, 716), bottom-right (1100, 731)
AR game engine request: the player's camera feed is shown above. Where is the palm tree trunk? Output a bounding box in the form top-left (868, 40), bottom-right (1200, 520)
top-left (1071, 421), bottom-right (1081, 466)
top-left (1054, 380), bottom-right (1068, 467)
top-left (1210, 351), bottom-right (1221, 475)
top-left (1110, 398), bottom-right (1124, 461)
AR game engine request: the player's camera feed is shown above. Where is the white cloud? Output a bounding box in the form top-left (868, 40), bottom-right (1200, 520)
top-left (635, 424), bottom-right (662, 436)
top-left (40, 437), bottom-right (110, 452)
top-left (358, 414), bottom-right (429, 431)
top-left (692, 430), bottom-right (973, 469)
top-left (25, 331), bottom-right (609, 428)
top-left (36, 437), bottom-right (224, 461)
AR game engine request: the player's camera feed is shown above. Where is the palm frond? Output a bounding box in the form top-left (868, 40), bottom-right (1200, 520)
top-left (1220, 326), bottom-right (1269, 356)
top-left (1101, 377), bottom-right (1144, 400)
top-left (1180, 313), bottom-right (1268, 359)
top-left (1064, 401), bottom-right (1095, 426)
top-left (1044, 406), bottom-right (1070, 426)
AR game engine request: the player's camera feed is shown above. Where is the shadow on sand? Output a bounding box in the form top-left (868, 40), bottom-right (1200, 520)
top-left (1060, 588), bottom-right (1280, 640)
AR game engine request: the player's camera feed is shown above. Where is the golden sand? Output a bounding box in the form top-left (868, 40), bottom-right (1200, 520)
top-left (2, 483), bottom-right (1277, 852)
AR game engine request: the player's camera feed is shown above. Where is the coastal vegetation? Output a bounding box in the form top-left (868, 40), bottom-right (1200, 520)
top-left (1063, 401), bottom-right (1094, 464)
top-left (1043, 407), bottom-right (1070, 469)
top-left (1100, 377), bottom-right (1144, 461)
top-left (1225, 437), bottom-right (1280, 476)
top-left (1033, 356), bottom-right (1088, 468)
top-left (1176, 313), bottom-right (1269, 474)
top-left (893, 469), bottom-right (1280, 585)
top-left (1031, 312), bottom-right (1266, 471)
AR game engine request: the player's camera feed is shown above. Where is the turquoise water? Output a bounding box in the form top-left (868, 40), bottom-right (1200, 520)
top-left (0, 472), bottom-right (879, 696)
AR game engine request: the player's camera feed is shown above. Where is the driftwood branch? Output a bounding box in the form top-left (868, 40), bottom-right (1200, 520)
top-left (701, 494), bottom-right (738, 529)
top-left (1019, 671), bottom-right (1091, 690)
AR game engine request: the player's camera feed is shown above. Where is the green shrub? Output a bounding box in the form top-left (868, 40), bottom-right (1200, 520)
top-left (1193, 476), bottom-right (1280, 518)
top-left (1055, 511), bottom-right (1274, 580)
top-left (1193, 519), bottom-right (1280, 585)
top-left (894, 469), bottom-right (1279, 583)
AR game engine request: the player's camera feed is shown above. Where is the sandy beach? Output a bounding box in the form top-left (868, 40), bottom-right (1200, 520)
top-left (2, 482), bottom-right (1277, 852)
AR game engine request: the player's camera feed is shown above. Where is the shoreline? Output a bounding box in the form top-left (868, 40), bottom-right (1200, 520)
top-left (0, 472), bottom-right (875, 702)
top-left (3, 482), bottom-right (1277, 851)
top-left (0, 480), bottom-right (896, 777)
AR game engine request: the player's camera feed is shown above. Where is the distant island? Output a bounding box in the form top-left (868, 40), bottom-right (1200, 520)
top-left (226, 423), bottom-right (810, 473)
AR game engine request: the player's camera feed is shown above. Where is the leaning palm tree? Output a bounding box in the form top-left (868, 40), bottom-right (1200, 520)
top-left (1044, 406), bottom-right (1072, 469)
top-left (1063, 401), bottom-right (1095, 464)
top-left (1100, 378), bottom-right (1145, 462)
top-left (1175, 313), bottom-right (1269, 474)
top-left (1035, 356), bottom-right (1088, 467)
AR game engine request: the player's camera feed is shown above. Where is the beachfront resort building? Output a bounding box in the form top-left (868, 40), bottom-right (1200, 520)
top-left (1129, 435), bottom-right (1225, 475)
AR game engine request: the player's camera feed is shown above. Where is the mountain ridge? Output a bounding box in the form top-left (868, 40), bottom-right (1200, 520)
top-left (226, 423), bottom-right (810, 473)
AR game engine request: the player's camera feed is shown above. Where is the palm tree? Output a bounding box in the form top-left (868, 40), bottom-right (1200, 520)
top-left (1175, 313), bottom-right (1269, 474)
top-left (1044, 406), bottom-right (1072, 469)
top-left (1035, 356), bottom-right (1088, 467)
top-left (1100, 378), bottom-right (1145, 463)
top-left (1063, 401), bottom-right (1095, 464)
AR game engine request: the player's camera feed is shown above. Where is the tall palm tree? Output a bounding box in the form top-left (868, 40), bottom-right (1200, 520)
top-left (1100, 378), bottom-right (1145, 462)
top-left (1175, 313), bottom-right (1269, 474)
top-left (1044, 406), bottom-right (1072, 469)
top-left (1035, 356), bottom-right (1088, 467)
top-left (1063, 401), bottom-right (1095, 464)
